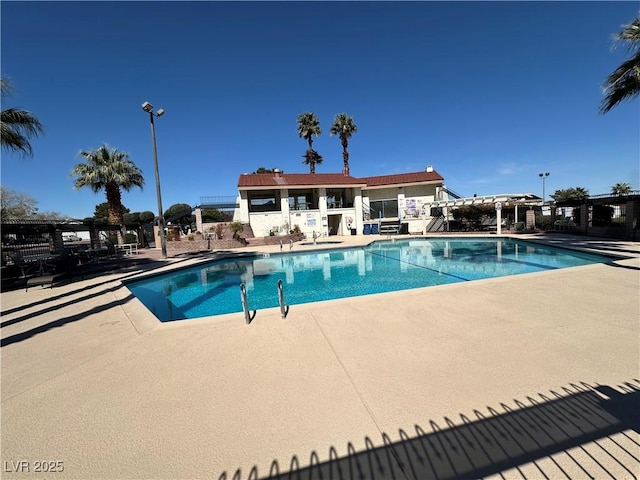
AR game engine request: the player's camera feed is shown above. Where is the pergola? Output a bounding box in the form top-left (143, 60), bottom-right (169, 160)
top-left (420, 193), bottom-right (543, 234)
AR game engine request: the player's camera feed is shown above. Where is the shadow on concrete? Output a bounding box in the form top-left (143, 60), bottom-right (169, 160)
top-left (538, 234), bottom-right (639, 256)
top-left (0, 255), bottom-right (200, 318)
top-left (0, 250), bottom-right (268, 328)
top-left (605, 261), bottom-right (640, 272)
top-left (0, 283), bottom-right (127, 329)
top-left (218, 380), bottom-right (640, 480)
top-left (1, 292), bottom-right (135, 347)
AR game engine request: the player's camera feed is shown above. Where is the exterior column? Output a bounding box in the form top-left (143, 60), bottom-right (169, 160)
top-left (580, 202), bottom-right (589, 234)
top-left (238, 191), bottom-right (250, 223)
top-left (318, 188), bottom-right (328, 236)
top-left (194, 207), bottom-right (203, 233)
top-left (397, 189), bottom-right (405, 220)
top-left (280, 188), bottom-right (290, 233)
top-left (354, 188), bottom-right (363, 235)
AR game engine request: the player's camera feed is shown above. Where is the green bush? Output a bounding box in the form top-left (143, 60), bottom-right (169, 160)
top-left (229, 222), bottom-right (244, 240)
top-left (535, 215), bottom-right (553, 231)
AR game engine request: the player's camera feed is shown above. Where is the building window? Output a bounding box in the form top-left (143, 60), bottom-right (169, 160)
top-left (369, 199), bottom-right (398, 219)
top-left (288, 189), bottom-right (317, 210)
top-left (248, 191), bottom-right (281, 212)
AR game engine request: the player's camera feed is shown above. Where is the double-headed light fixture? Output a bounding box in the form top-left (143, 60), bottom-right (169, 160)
top-left (538, 172), bottom-right (550, 203)
top-left (141, 101), bottom-right (167, 259)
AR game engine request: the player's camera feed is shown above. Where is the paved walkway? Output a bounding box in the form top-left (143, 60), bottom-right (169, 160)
top-left (1, 233), bottom-right (639, 479)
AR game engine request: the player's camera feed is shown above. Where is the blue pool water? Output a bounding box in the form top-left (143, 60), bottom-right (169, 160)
top-left (125, 238), bottom-right (613, 322)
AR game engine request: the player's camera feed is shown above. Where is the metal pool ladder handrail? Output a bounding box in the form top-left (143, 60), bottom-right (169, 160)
top-left (240, 283), bottom-right (256, 325)
top-left (277, 279), bottom-right (289, 319)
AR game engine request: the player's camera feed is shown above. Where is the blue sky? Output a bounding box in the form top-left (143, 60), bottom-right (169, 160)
top-left (2, 1), bottom-right (638, 219)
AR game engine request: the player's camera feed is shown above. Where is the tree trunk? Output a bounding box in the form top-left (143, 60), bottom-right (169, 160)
top-left (105, 183), bottom-right (125, 245)
top-left (342, 138), bottom-right (350, 176)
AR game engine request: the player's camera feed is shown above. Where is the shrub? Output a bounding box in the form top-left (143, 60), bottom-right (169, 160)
top-left (187, 234), bottom-right (195, 241)
top-left (534, 214), bottom-right (553, 231)
top-left (229, 222), bottom-right (244, 240)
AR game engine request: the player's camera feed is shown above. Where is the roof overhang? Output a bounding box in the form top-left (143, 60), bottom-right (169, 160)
top-left (364, 180), bottom-right (442, 190)
top-left (239, 183), bottom-right (367, 191)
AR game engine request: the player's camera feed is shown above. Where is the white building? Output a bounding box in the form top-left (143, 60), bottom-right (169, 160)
top-left (234, 166), bottom-right (447, 237)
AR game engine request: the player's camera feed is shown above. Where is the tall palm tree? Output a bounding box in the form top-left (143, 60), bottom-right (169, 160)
top-left (611, 182), bottom-right (632, 195)
top-left (330, 113), bottom-right (358, 176)
top-left (0, 77), bottom-right (43, 157)
top-left (71, 144), bottom-right (144, 244)
top-left (297, 112), bottom-right (322, 173)
top-left (574, 187), bottom-right (590, 200)
top-left (301, 149), bottom-right (323, 174)
top-left (600, 15), bottom-right (640, 114)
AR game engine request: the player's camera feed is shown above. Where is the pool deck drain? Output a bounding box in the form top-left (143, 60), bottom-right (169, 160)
top-left (1, 233), bottom-right (639, 479)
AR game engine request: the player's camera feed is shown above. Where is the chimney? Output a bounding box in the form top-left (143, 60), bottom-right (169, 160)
top-left (426, 165), bottom-right (433, 173)
top-left (273, 168), bottom-right (282, 178)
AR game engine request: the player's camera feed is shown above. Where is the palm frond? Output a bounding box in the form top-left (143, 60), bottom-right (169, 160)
top-left (600, 52), bottom-right (640, 113)
top-left (601, 15), bottom-right (640, 113)
top-left (614, 15), bottom-right (640, 51)
top-left (0, 76), bottom-right (14, 98)
top-left (71, 145), bottom-right (145, 214)
top-left (296, 112), bottom-right (322, 147)
top-left (0, 108), bottom-right (44, 156)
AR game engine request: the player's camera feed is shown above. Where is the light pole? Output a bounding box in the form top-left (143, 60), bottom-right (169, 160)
top-left (142, 101), bottom-right (167, 259)
top-left (538, 172), bottom-right (550, 203)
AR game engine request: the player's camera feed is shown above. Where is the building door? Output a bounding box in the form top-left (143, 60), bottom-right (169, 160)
top-left (328, 214), bottom-right (342, 236)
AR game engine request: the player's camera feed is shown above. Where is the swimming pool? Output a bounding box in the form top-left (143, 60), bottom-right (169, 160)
top-left (125, 238), bottom-right (613, 322)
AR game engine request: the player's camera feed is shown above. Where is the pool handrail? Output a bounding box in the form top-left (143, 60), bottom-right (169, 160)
top-left (277, 279), bottom-right (289, 319)
top-left (240, 283), bottom-right (256, 325)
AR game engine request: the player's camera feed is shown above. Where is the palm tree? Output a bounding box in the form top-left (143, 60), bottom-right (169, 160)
top-left (330, 113), bottom-right (358, 176)
top-left (71, 144), bottom-right (144, 244)
top-left (574, 187), bottom-right (590, 200)
top-left (301, 149), bottom-right (323, 174)
top-left (297, 112), bottom-right (322, 173)
top-left (611, 182), bottom-right (632, 195)
top-left (600, 15), bottom-right (640, 114)
top-left (1, 77), bottom-right (43, 157)
top-left (550, 187), bottom-right (589, 202)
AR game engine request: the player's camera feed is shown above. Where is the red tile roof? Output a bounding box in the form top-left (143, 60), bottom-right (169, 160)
top-left (359, 170), bottom-right (444, 187)
top-left (238, 170), bottom-right (444, 188)
top-left (238, 173), bottom-right (365, 188)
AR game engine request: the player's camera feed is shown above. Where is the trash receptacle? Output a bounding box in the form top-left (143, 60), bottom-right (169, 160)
top-left (351, 228), bottom-right (357, 236)
top-left (371, 223), bottom-right (379, 235)
top-left (400, 222), bottom-right (409, 234)
top-left (363, 224), bottom-right (371, 235)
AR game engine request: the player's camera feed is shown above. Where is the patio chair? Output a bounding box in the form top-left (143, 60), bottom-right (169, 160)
top-left (8, 252), bottom-right (38, 278)
top-left (513, 222), bottom-right (525, 232)
top-left (554, 217), bottom-right (576, 231)
top-left (26, 252), bottom-right (84, 291)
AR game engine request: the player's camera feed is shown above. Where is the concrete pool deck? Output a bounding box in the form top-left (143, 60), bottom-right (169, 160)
top-left (1, 233), bottom-right (638, 479)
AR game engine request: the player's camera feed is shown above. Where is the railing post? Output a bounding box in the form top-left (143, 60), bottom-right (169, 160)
top-left (277, 279), bottom-right (289, 318)
top-left (240, 282), bottom-right (256, 324)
